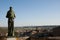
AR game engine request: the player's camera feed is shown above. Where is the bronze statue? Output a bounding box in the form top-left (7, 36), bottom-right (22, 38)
top-left (6, 7), bottom-right (16, 36)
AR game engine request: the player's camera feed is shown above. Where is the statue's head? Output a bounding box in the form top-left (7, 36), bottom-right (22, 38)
top-left (10, 6), bottom-right (12, 11)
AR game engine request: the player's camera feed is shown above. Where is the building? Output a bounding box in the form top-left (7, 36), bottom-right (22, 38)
top-left (52, 26), bottom-right (60, 36)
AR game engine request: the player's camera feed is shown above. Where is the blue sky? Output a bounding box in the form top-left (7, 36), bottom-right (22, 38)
top-left (0, 0), bottom-right (60, 27)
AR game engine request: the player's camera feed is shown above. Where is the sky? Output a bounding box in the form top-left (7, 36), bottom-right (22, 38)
top-left (0, 0), bottom-right (60, 27)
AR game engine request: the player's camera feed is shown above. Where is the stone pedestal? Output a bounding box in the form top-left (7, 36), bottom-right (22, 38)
top-left (7, 38), bottom-right (16, 40)
top-left (0, 37), bottom-right (18, 40)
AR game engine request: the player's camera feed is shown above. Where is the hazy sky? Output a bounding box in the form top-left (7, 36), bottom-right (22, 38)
top-left (0, 0), bottom-right (60, 27)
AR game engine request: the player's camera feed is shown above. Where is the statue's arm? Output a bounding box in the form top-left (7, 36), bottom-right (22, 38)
top-left (13, 11), bottom-right (16, 18)
top-left (6, 11), bottom-right (9, 18)
top-left (14, 14), bottom-right (16, 18)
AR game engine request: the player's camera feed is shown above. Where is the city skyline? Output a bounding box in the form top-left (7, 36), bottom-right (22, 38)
top-left (0, 0), bottom-right (60, 27)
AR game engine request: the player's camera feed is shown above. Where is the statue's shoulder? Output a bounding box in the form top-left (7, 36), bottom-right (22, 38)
top-left (7, 10), bottom-right (10, 13)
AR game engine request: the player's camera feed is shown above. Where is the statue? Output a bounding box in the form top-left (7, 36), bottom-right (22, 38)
top-left (6, 7), bottom-right (16, 36)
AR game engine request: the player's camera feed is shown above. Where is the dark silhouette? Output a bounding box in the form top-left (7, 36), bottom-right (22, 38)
top-left (6, 7), bottom-right (16, 36)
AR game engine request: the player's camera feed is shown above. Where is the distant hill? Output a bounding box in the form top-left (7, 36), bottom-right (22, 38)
top-left (0, 25), bottom-right (59, 32)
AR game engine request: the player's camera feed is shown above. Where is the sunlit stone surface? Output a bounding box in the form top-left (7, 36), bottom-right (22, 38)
top-left (7, 38), bottom-right (16, 40)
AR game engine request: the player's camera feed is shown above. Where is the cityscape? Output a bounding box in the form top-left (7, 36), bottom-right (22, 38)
top-left (0, 25), bottom-right (60, 40)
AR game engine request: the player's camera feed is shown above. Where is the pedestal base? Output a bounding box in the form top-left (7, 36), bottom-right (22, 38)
top-left (7, 38), bottom-right (16, 40)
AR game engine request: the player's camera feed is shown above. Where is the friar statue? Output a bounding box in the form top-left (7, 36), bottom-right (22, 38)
top-left (6, 7), bottom-right (16, 36)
